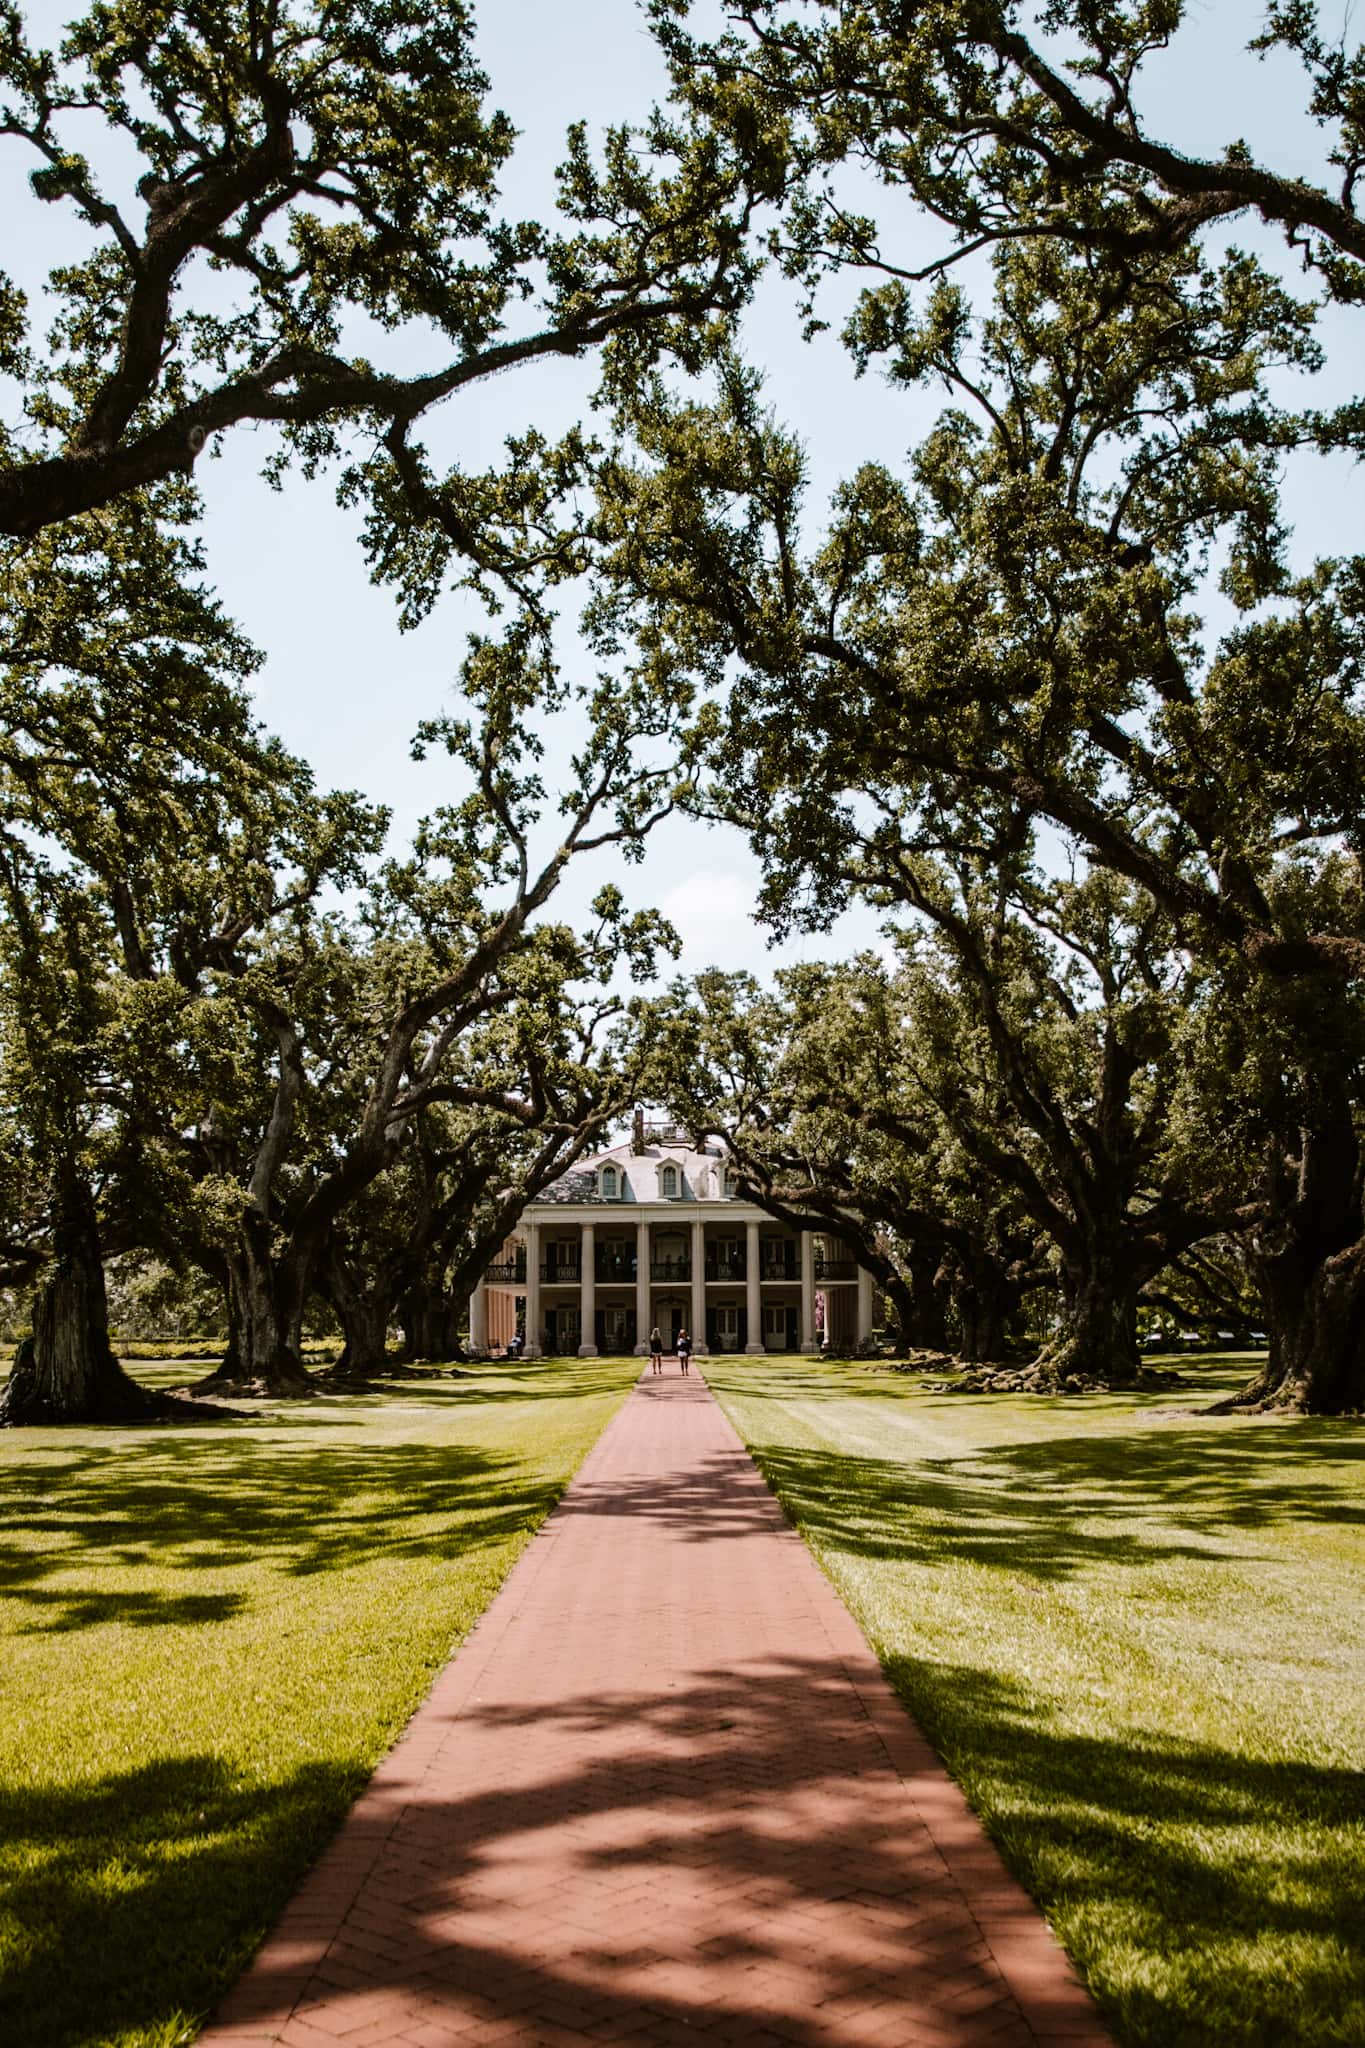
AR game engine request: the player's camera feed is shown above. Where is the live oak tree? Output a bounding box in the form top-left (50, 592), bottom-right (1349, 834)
top-left (0, 0), bottom-right (766, 575)
top-left (117, 618), bottom-right (693, 1399)
top-left (319, 987), bottom-right (669, 1381)
top-left (653, 3), bottom-right (1365, 328)
top-left (875, 866), bottom-right (1238, 1387)
top-left (1161, 872), bottom-right (1365, 1411)
top-left (0, 862), bottom-right (135, 1422)
top-left (666, 854), bottom-right (1236, 1389)
top-left (593, 170), bottom-right (1365, 1408)
top-left (0, 491), bottom-right (359, 1423)
top-left (662, 962), bottom-right (1043, 1359)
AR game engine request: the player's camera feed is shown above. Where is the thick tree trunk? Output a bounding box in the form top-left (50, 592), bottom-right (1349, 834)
top-left (1233, 1234), bottom-right (1365, 1414)
top-left (0, 1172), bottom-right (163, 1425)
top-left (400, 1280), bottom-right (465, 1363)
top-left (908, 1248), bottom-right (951, 1350)
top-left (1036, 1257), bottom-right (1140, 1388)
top-left (325, 1253), bottom-right (396, 1384)
top-left (873, 1243), bottom-right (951, 1352)
top-left (1224, 1103), bottom-right (1365, 1415)
top-left (879, 1267), bottom-right (925, 1352)
top-left (951, 1253), bottom-right (1021, 1363)
top-left (192, 1219), bottom-right (314, 1396)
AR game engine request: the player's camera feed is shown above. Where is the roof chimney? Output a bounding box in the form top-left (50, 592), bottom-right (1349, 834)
top-left (631, 1107), bottom-right (646, 1155)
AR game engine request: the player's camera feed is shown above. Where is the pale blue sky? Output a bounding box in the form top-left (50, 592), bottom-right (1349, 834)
top-left (6, 2), bottom-right (1362, 979)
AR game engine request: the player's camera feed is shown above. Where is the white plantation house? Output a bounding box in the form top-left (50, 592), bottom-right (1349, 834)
top-left (470, 1115), bottom-right (876, 1359)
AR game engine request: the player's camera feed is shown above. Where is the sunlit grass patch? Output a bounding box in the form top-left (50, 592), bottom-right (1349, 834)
top-left (0, 1354), bottom-right (640, 2048)
top-left (706, 1351), bottom-right (1365, 2048)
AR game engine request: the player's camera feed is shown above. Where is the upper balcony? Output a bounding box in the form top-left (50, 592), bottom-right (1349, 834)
top-left (705, 1252), bottom-right (746, 1282)
top-left (815, 1258), bottom-right (857, 1281)
top-left (540, 1259), bottom-right (581, 1284)
top-left (595, 1248), bottom-right (637, 1283)
top-left (486, 1259), bottom-right (525, 1284)
top-left (650, 1256), bottom-right (691, 1282)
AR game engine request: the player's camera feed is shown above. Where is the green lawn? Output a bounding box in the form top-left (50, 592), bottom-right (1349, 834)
top-left (0, 1354), bottom-right (640, 2048)
top-left (705, 1352), bottom-right (1365, 2048)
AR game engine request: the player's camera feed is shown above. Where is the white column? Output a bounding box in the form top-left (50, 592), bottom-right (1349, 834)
top-left (857, 1264), bottom-right (875, 1346)
top-left (579, 1221), bottom-right (598, 1355)
top-left (690, 1215), bottom-right (707, 1354)
top-left (745, 1218), bottom-right (764, 1353)
top-left (523, 1220), bottom-right (541, 1359)
top-left (468, 1281), bottom-right (488, 1355)
top-left (800, 1230), bottom-right (817, 1351)
top-left (635, 1218), bottom-right (651, 1354)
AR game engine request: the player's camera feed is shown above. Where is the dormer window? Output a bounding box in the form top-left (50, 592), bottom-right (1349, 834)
top-left (716, 1166), bottom-right (729, 1198)
top-left (600, 1164), bottom-right (618, 1200)
top-left (660, 1163), bottom-right (680, 1199)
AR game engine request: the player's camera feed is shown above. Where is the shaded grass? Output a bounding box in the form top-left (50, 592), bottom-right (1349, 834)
top-left (705, 1351), bottom-right (1365, 2048)
top-left (0, 1353), bottom-right (641, 2048)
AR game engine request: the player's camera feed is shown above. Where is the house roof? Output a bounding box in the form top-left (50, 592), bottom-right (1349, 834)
top-left (532, 1138), bottom-right (734, 1207)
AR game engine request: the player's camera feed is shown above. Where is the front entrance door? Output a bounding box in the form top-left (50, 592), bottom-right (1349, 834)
top-left (655, 1296), bottom-right (687, 1349)
top-left (595, 1304), bottom-right (636, 1354)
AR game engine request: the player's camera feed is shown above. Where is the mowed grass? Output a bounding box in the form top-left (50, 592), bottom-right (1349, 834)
top-left (705, 1352), bottom-right (1365, 2048)
top-left (0, 1354), bottom-right (641, 2048)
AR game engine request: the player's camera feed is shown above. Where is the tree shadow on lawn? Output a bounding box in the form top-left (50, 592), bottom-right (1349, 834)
top-left (138, 1357), bottom-right (638, 1409)
top-left (0, 1434), bottom-right (570, 1630)
top-left (11, 1656), bottom-right (1354, 2048)
top-left (3, 1426), bottom-right (1361, 2048)
top-left (976, 1425), bottom-right (1365, 1534)
top-left (880, 1655), bottom-right (1365, 2048)
top-left (750, 1424), bottom-right (1365, 1583)
top-left (710, 1353), bottom-right (1271, 1412)
top-left (0, 1751), bottom-right (363, 2048)
top-left (346, 1360), bottom-right (639, 1406)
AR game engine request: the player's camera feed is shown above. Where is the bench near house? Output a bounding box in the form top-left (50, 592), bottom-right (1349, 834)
top-left (470, 1117), bottom-right (876, 1358)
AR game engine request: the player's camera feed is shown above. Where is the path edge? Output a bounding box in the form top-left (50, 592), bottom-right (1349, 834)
top-left (697, 1365), bottom-right (1114, 2048)
top-left (198, 1368), bottom-right (650, 2046)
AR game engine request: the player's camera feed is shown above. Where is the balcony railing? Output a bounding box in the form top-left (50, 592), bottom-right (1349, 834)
top-left (485, 1260), bottom-right (525, 1284)
top-left (650, 1258), bottom-right (691, 1282)
top-left (595, 1253), bottom-right (637, 1283)
top-left (815, 1259), bottom-right (857, 1281)
top-left (705, 1256), bottom-right (746, 1282)
top-left (540, 1260), bottom-right (581, 1283)
top-left (761, 1258), bottom-right (797, 1282)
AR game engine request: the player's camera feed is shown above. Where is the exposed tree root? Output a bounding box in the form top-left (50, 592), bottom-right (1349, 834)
top-left (185, 1362), bottom-right (319, 1401)
top-left (1, 1339), bottom-right (246, 1425)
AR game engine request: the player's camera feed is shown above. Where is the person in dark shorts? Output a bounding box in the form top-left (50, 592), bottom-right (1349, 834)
top-left (676, 1325), bottom-right (692, 1376)
top-left (649, 1325), bottom-right (664, 1374)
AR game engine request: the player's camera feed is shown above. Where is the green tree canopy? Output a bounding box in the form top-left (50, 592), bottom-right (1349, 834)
top-left (0, 0), bottom-right (767, 589)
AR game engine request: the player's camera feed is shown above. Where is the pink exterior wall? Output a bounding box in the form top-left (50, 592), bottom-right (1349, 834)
top-left (487, 1290), bottom-right (518, 1350)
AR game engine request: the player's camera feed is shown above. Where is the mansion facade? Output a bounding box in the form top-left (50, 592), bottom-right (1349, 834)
top-left (469, 1121), bottom-right (875, 1359)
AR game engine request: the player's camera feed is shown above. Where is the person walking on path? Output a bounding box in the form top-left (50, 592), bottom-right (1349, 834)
top-left (649, 1325), bottom-right (664, 1375)
top-left (676, 1324), bottom-right (692, 1375)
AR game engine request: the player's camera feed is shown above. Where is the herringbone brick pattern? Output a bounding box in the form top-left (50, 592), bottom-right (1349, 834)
top-left (199, 1369), bottom-right (1112, 2047)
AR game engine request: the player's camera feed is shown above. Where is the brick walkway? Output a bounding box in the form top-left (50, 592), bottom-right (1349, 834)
top-left (200, 1369), bottom-right (1111, 2048)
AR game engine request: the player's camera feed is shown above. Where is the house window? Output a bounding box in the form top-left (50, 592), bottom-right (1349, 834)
top-left (716, 1166), bottom-right (729, 1197)
top-left (600, 1164), bottom-right (618, 1199)
top-left (660, 1164), bottom-right (679, 1198)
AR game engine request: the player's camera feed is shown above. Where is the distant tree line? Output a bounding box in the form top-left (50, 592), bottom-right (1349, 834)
top-left (2, 1), bottom-right (1362, 1417)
